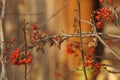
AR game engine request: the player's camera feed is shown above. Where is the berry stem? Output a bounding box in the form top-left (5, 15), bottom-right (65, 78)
top-left (23, 20), bottom-right (27, 80)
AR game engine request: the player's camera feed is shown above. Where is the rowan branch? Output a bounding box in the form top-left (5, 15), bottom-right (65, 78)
top-left (0, 0), bottom-right (8, 80)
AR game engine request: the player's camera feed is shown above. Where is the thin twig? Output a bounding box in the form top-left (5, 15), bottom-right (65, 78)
top-left (102, 64), bottom-right (120, 69)
top-left (77, 0), bottom-right (88, 80)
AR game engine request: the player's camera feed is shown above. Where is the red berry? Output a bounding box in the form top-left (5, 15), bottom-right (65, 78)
top-left (89, 47), bottom-right (95, 54)
top-left (26, 52), bottom-right (30, 56)
top-left (31, 24), bottom-right (38, 30)
top-left (19, 60), bottom-right (23, 64)
top-left (96, 21), bottom-right (104, 29)
top-left (114, 3), bottom-right (118, 9)
top-left (33, 36), bottom-right (38, 40)
top-left (84, 62), bottom-right (89, 67)
top-left (96, 16), bottom-right (101, 21)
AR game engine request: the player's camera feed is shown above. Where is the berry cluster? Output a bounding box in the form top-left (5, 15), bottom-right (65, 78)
top-left (100, 0), bottom-right (119, 9)
top-left (65, 42), bottom-right (101, 76)
top-left (84, 47), bottom-right (102, 76)
top-left (84, 47), bottom-right (95, 68)
top-left (31, 24), bottom-right (38, 30)
top-left (10, 48), bottom-right (32, 65)
top-left (31, 24), bottom-right (39, 40)
top-left (66, 43), bottom-right (75, 54)
top-left (28, 23), bottom-right (47, 46)
top-left (85, 54), bottom-right (102, 76)
top-left (94, 63), bottom-right (102, 76)
top-left (95, 8), bottom-right (112, 29)
top-left (65, 41), bottom-right (80, 55)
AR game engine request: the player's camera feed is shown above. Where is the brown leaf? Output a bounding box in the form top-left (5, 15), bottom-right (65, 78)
top-left (49, 39), bottom-right (55, 47)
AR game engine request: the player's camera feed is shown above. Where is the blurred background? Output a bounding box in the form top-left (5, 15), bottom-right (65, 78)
top-left (0, 0), bottom-right (120, 80)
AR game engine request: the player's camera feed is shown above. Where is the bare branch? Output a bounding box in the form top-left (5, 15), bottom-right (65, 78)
top-left (0, 0), bottom-right (8, 80)
top-left (104, 69), bottom-right (120, 74)
top-left (96, 34), bottom-right (120, 59)
top-left (102, 64), bottom-right (120, 69)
